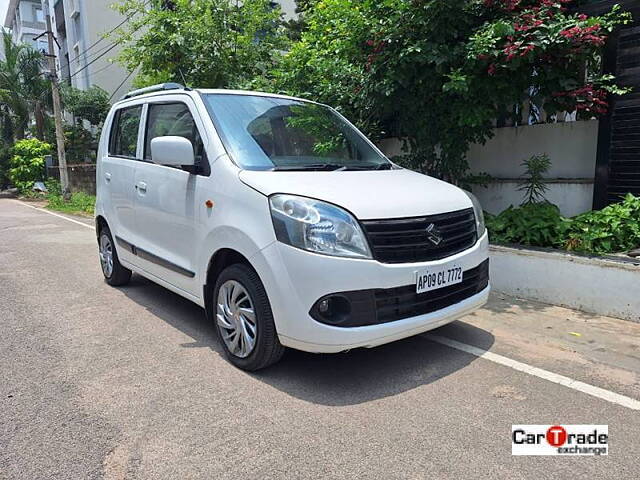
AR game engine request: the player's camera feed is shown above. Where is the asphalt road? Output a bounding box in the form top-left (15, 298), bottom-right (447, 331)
top-left (1, 198), bottom-right (639, 479)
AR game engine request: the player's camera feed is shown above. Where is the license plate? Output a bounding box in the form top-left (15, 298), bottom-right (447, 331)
top-left (415, 263), bottom-right (463, 294)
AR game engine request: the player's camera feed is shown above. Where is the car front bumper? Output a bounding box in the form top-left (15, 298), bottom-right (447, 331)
top-left (251, 230), bottom-right (490, 353)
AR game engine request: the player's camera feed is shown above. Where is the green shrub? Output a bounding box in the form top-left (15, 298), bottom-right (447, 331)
top-left (0, 144), bottom-right (11, 188)
top-left (518, 154), bottom-right (551, 205)
top-left (564, 193), bottom-right (640, 255)
top-left (487, 195), bottom-right (640, 255)
top-left (44, 178), bottom-right (62, 196)
top-left (486, 202), bottom-right (568, 247)
top-left (8, 138), bottom-right (51, 193)
top-left (44, 178), bottom-right (95, 215)
top-left (46, 191), bottom-right (95, 215)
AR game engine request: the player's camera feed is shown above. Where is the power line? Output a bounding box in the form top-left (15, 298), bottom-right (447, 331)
top-left (86, 60), bottom-right (116, 78)
top-left (67, 42), bottom-right (118, 81)
top-left (62, 0), bottom-right (151, 69)
top-left (109, 69), bottom-right (135, 102)
top-left (58, 39), bottom-right (117, 78)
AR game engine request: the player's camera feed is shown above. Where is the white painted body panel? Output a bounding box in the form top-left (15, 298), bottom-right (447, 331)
top-left (252, 232), bottom-right (490, 352)
top-left (96, 88), bottom-right (490, 353)
top-left (239, 168), bottom-right (473, 219)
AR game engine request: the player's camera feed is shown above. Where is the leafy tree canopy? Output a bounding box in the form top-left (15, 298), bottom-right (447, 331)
top-left (61, 85), bottom-right (111, 127)
top-left (115, 0), bottom-right (289, 88)
top-left (0, 32), bottom-right (50, 141)
top-left (269, 0), bottom-right (631, 181)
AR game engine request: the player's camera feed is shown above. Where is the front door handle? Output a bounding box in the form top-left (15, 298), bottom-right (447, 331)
top-left (136, 182), bottom-right (147, 193)
top-left (104, 172), bottom-right (111, 182)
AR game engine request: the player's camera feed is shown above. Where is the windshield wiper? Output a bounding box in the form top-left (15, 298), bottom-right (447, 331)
top-left (272, 163), bottom-right (346, 171)
top-left (272, 162), bottom-right (394, 172)
top-left (340, 163), bottom-right (394, 171)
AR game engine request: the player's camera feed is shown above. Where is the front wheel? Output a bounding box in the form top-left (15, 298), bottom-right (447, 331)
top-left (213, 264), bottom-right (284, 371)
top-left (98, 226), bottom-right (132, 286)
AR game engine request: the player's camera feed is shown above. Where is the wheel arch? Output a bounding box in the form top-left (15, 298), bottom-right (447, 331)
top-left (95, 215), bottom-right (109, 240)
top-left (203, 248), bottom-right (255, 322)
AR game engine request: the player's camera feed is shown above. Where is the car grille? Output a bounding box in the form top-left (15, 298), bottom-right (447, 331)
top-left (309, 259), bottom-right (489, 327)
top-left (361, 208), bottom-right (478, 264)
top-left (373, 259), bottom-right (489, 325)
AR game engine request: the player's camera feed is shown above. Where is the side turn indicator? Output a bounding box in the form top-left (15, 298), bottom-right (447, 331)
top-left (205, 200), bottom-right (214, 208)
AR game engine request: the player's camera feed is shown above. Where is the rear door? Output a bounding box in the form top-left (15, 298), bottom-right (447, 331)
top-left (100, 103), bottom-right (144, 265)
top-left (132, 97), bottom-right (210, 295)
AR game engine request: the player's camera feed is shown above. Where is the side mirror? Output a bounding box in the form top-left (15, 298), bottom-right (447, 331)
top-left (150, 136), bottom-right (195, 167)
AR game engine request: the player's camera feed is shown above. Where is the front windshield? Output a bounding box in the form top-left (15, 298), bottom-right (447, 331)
top-left (202, 94), bottom-right (390, 171)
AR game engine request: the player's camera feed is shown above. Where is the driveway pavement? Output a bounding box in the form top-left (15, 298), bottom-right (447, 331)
top-left (1, 199), bottom-right (639, 479)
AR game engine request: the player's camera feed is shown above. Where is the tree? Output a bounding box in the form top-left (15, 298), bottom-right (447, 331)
top-left (114, 0), bottom-right (288, 88)
top-left (270, 0), bottom-right (630, 181)
top-left (61, 85), bottom-right (111, 127)
top-left (270, 0), bottom-right (379, 136)
top-left (0, 33), bottom-right (51, 141)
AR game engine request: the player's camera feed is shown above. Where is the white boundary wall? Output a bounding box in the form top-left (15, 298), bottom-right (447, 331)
top-left (467, 120), bottom-right (599, 217)
top-left (490, 245), bottom-right (640, 322)
top-left (378, 121), bottom-right (599, 217)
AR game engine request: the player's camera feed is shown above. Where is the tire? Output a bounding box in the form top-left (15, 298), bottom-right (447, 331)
top-left (212, 264), bottom-right (284, 371)
top-left (98, 226), bottom-right (132, 286)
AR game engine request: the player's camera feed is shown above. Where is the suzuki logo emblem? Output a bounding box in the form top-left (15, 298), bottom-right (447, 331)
top-left (425, 223), bottom-right (443, 246)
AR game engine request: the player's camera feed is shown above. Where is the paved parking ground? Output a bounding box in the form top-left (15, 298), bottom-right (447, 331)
top-left (1, 199), bottom-right (639, 479)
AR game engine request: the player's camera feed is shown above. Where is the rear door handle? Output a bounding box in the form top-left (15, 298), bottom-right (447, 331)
top-left (136, 182), bottom-right (147, 193)
top-left (104, 172), bottom-right (111, 182)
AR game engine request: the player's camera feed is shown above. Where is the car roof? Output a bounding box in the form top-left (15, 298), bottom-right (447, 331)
top-left (113, 88), bottom-right (319, 108)
top-left (196, 89), bottom-right (316, 104)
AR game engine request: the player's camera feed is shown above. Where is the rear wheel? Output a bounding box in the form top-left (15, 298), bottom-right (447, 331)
top-left (213, 264), bottom-right (284, 370)
top-left (98, 226), bottom-right (131, 286)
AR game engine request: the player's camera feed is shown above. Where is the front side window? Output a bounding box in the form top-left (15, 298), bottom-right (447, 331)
top-left (203, 94), bottom-right (390, 171)
top-left (144, 102), bottom-right (208, 173)
top-left (109, 105), bottom-right (142, 158)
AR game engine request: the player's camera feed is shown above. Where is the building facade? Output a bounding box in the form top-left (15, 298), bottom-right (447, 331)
top-left (4, 0), bottom-right (300, 101)
top-left (3, 0), bottom-right (48, 52)
top-left (46, 0), bottom-right (134, 100)
top-left (3, 0), bottom-right (134, 100)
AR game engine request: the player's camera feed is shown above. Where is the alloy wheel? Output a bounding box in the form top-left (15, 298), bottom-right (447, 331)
top-left (99, 234), bottom-right (114, 278)
top-left (216, 280), bottom-right (257, 358)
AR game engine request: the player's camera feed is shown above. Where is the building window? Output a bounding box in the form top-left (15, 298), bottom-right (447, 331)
top-left (74, 45), bottom-right (81, 66)
top-left (73, 16), bottom-right (82, 44)
top-left (35, 7), bottom-right (44, 23)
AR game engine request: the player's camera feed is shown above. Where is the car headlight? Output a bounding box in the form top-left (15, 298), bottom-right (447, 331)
top-left (269, 194), bottom-right (372, 259)
top-left (464, 190), bottom-right (486, 237)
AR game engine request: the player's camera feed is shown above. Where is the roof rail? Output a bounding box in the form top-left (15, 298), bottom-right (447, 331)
top-left (121, 82), bottom-right (188, 100)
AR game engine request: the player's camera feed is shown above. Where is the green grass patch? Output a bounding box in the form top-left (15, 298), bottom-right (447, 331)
top-left (46, 191), bottom-right (95, 216)
top-left (44, 179), bottom-right (95, 216)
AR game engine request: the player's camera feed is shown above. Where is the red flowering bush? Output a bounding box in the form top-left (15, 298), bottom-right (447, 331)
top-left (273, 0), bottom-right (631, 180)
top-left (552, 85), bottom-right (609, 115)
top-left (468, 1), bottom-right (630, 119)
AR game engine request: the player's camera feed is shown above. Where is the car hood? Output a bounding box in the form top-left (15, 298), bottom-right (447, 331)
top-left (238, 168), bottom-right (472, 219)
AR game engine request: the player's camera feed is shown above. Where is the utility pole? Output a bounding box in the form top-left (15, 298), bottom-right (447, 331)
top-left (42, 1), bottom-right (69, 197)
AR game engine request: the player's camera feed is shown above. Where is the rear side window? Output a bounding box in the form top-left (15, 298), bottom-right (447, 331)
top-left (144, 103), bottom-right (208, 174)
top-left (109, 105), bottom-right (142, 158)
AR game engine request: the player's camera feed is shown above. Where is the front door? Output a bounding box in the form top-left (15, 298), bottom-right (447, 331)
top-left (133, 99), bottom-right (209, 295)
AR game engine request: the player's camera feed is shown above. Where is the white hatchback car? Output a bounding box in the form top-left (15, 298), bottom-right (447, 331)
top-left (95, 83), bottom-right (490, 370)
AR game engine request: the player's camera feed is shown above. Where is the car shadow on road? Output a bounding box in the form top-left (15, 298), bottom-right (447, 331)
top-left (479, 291), bottom-right (603, 321)
top-left (120, 274), bottom-right (495, 407)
